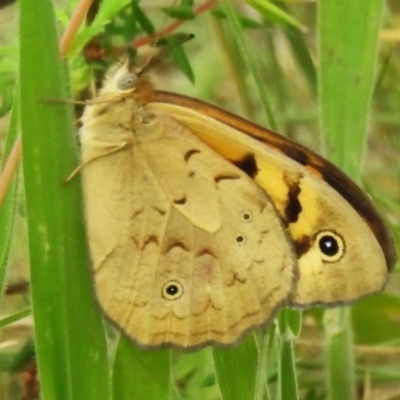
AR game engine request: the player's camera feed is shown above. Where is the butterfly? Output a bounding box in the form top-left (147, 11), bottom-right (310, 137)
top-left (78, 57), bottom-right (396, 349)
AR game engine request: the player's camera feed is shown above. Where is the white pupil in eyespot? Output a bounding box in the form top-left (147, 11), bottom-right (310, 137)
top-left (319, 235), bottom-right (339, 256)
top-left (315, 230), bottom-right (345, 263)
top-left (166, 284), bottom-right (178, 295)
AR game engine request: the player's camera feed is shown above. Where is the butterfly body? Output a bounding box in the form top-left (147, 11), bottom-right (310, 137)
top-left (79, 59), bottom-right (396, 349)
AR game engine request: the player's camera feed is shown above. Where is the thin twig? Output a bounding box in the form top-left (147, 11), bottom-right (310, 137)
top-left (59, 0), bottom-right (93, 57)
top-left (0, 137), bottom-right (21, 208)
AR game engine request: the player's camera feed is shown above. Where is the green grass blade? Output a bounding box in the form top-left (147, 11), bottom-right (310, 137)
top-left (277, 309), bottom-right (300, 400)
top-left (112, 336), bottom-right (170, 400)
top-left (277, 339), bottom-right (298, 400)
top-left (19, 0), bottom-right (111, 399)
top-left (0, 307), bottom-right (31, 329)
top-left (324, 308), bottom-right (355, 400)
top-left (219, 0), bottom-right (277, 129)
top-left (318, 2), bottom-right (385, 400)
top-left (246, 0), bottom-right (304, 31)
top-left (318, 0), bottom-right (384, 177)
top-left (213, 335), bottom-right (258, 400)
top-left (254, 331), bottom-right (271, 400)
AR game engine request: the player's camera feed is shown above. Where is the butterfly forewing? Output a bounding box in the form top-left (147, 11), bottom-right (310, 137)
top-left (148, 100), bottom-right (394, 307)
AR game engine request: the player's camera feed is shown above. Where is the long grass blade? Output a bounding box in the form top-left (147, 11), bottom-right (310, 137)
top-left (19, 0), bottom-right (111, 398)
top-left (318, 2), bottom-right (385, 399)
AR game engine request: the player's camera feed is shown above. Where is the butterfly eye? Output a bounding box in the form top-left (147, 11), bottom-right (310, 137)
top-left (315, 231), bottom-right (345, 262)
top-left (235, 234), bottom-right (247, 245)
top-left (117, 73), bottom-right (138, 92)
top-left (162, 280), bottom-right (183, 300)
top-left (241, 211), bottom-right (253, 222)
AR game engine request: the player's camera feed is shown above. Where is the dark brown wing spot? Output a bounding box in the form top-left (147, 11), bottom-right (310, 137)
top-left (192, 298), bottom-right (221, 315)
top-left (196, 248), bottom-right (218, 259)
top-left (152, 206), bottom-right (167, 215)
top-left (214, 174), bottom-right (241, 184)
top-left (173, 196), bottom-right (187, 205)
top-left (131, 208), bottom-right (144, 219)
top-left (231, 153), bottom-right (259, 178)
top-left (163, 241), bottom-right (190, 254)
top-left (293, 235), bottom-right (312, 257)
top-left (283, 171), bottom-right (303, 224)
top-left (142, 235), bottom-right (159, 250)
top-left (225, 272), bottom-right (247, 286)
top-left (184, 149), bottom-right (201, 162)
top-left (258, 229), bottom-right (270, 244)
top-left (130, 236), bottom-right (140, 249)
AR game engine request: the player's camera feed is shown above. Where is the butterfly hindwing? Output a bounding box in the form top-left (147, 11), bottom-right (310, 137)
top-left (80, 105), bottom-right (296, 348)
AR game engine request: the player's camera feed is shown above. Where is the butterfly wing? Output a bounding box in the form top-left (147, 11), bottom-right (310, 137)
top-left (80, 111), bottom-right (296, 348)
top-left (150, 93), bottom-right (396, 307)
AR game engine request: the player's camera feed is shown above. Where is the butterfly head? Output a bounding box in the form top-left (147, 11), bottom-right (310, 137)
top-left (100, 58), bottom-right (155, 102)
top-left (82, 58), bottom-right (155, 128)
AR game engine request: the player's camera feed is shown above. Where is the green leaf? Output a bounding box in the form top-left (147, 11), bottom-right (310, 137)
top-left (133, 1), bottom-right (156, 35)
top-left (278, 338), bottom-right (298, 400)
top-left (162, 5), bottom-right (196, 20)
top-left (213, 335), bottom-right (258, 400)
top-left (324, 308), bottom-right (356, 400)
top-left (276, 310), bottom-right (300, 400)
top-left (112, 336), bottom-right (170, 400)
top-left (352, 293), bottom-right (400, 344)
top-left (246, 0), bottom-right (304, 31)
top-left (165, 35), bottom-right (195, 83)
top-left (70, 0), bottom-right (132, 57)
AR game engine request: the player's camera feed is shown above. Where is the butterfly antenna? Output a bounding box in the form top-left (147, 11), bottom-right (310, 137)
top-left (140, 2), bottom-right (173, 73)
top-left (138, 32), bottom-right (194, 77)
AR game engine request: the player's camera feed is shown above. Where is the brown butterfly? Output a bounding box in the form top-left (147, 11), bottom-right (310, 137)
top-left (78, 58), bottom-right (396, 349)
